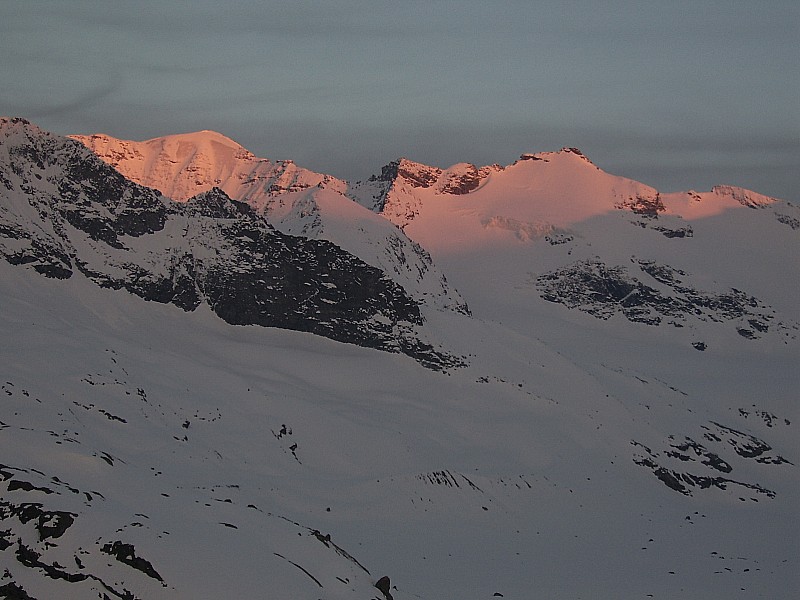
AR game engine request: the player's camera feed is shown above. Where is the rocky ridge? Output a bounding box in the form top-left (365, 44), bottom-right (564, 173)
top-left (71, 131), bottom-right (469, 315)
top-left (349, 157), bottom-right (503, 229)
top-left (0, 118), bottom-right (462, 369)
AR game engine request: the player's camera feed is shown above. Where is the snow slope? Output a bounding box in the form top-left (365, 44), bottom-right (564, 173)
top-left (3, 248), bottom-right (797, 599)
top-left (2, 120), bottom-right (798, 599)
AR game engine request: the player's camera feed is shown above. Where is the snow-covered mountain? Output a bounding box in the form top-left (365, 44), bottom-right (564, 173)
top-left (352, 147), bottom-right (799, 341)
top-left (69, 130), bottom-right (346, 204)
top-left (71, 131), bottom-right (468, 315)
top-left (2, 118), bottom-right (798, 599)
top-left (0, 118), bottom-right (459, 369)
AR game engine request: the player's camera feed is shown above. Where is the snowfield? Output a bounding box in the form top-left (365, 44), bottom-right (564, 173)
top-left (1, 118), bottom-right (798, 599)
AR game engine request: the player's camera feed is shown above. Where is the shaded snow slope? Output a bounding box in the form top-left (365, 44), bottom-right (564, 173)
top-left (1, 236), bottom-right (797, 599)
top-left (1, 119), bottom-right (798, 598)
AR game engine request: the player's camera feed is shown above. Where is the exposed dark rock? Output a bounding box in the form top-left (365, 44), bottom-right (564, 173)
top-left (535, 259), bottom-right (789, 338)
top-left (633, 455), bottom-right (775, 498)
top-left (15, 542), bottom-right (87, 583)
top-left (362, 159), bottom-right (442, 221)
top-left (709, 422), bottom-right (793, 465)
top-left (55, 151), bottom-right (167, 246)
top-left (12, 541), bottom-right (140, 600)
top-left (713, 185), bottom-right (775, 209)
top-left (74, 257), bottom-right (201, 312)
top-left (0, 501), bottom-right (75, 541)
top-left (419, 470), bottom-right (462, 488)
top-left (632, 426), bottom-right (784, 499)
top-left (665, 438), bottom-right (733, 473)
top-left (371, 161), bottom-right (401, 183)
top-left (397, 161), bottom-right (441, 189)
top-left (775, 213), bottom-right (800, 230)
top-left (652, 225), bottom-right (693, 238)
top-left (0, 581), bottom-right (38, 600)
top-left (653, 464), bottom-right (689, 494)
top-left (737, 408), bottom-right (789, 428)
top-left (100, 541), bottom-right (164, 583)
top-left (615, 193), bottom-right (665, 217)
top-left (0, 529), bottom-right (13, 551)
top-left (537, 260), bottom-right (679, 324)
top-left (375, 576), bottom-right (394, 600)
top-left (183, 187), bottom-right (254, 219)
top-left (370, 158), bottom-right (441, 189)
top-left (0, 223), bottom-right (73, 279)
top-left (701, 452), bottom-right (733, 473)
top-left (308, 529), bottom-right (370, 574)
top-left (545, 232), bottom-right (574, 245)
top-left (6, 481), bottom-right (54, 495)
top-left (438, 164), bottom-right (482, 195)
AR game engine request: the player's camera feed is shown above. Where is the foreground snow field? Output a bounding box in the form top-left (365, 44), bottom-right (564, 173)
top-left (1, 118), bottom-right (798, 598)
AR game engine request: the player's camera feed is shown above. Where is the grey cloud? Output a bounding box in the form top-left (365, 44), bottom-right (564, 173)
top-left (34, 1), bottom-right (433, 40)
top-left (0, 82), bottom-right (121, 120)
top-left (2, 1), bottom-right (796, 202)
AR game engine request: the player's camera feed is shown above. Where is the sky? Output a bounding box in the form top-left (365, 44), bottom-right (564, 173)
top-left (2, 1), bottom-right (798, 200)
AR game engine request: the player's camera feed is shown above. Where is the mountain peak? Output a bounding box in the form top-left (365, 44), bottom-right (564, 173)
top-left (70, 131), bottom-right (348, 203)
top-left (144, 129), bottom-right (245, 152)
top-left (366, 157), bottom-right (503, 197)
top-left (1, 116), bottom-right (53, 143)
top-left (72, 128), bottom-right (245, 150)
top-left (711, 184), bottom-right (779, 209)
top-left (516, 147), bottom-right (596, 166)
top-left (184, 186), bottom-right (256, 220)
top-left (370, 157), bottom-right (443, 189)
top-left (0, 116), bottom-right (33, 128)
top-left (559, 146), bottom-right (586, 156)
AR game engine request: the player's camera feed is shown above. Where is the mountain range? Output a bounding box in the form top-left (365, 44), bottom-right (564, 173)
top-left (1, 116), bottom-right (798, 599)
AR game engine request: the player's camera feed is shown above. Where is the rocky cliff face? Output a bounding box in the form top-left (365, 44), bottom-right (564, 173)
top-left (0, 118), bottom-right (462, 369)
top-left (348, 158), bottom-right (502, 230)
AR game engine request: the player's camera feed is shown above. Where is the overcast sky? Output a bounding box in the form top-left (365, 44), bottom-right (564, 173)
top-left (2, 1), bottom-right (798, 199)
